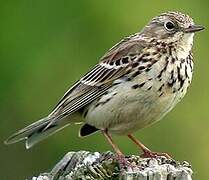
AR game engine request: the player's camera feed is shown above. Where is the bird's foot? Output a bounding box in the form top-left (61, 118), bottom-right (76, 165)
top-left (140, 149), bottom-right (171, 159)
top-left (115, 154), bottom-right (137, 170)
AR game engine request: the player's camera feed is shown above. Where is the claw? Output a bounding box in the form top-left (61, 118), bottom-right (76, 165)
top-left (141, 150), bottom-right (171, 159)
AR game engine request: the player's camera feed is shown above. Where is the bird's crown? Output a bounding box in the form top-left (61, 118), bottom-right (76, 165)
top-left (140, 11), bottom-right (204, 43)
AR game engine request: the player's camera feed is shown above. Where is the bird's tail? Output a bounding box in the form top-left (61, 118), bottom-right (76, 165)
top-left (4, 116), bottom-right (70, 149)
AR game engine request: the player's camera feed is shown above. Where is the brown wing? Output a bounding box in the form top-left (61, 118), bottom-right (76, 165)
top-left (4, 35), bottom-right (149, 147)
top-left (48, 36), bottom-right (146, 123)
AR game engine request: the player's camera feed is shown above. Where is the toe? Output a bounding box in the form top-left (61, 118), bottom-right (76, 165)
top-left (140, 150), bottom-right (172, 159)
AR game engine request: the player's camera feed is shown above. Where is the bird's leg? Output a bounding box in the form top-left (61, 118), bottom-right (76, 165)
top-left (102, 129), bottom-right (131, 168)
top-left (127, 134), bottom-right (171, 159)
top-left (102, 129), bottom-right (124, 157)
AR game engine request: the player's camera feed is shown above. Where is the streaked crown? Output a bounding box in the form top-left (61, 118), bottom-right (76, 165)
top-left (154, 11), bottom-right (194, 29)
top-left (141, 11), bottom-right (204, 43)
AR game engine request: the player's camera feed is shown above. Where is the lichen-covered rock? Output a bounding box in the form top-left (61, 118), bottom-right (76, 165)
top-left (32, 151), bottom-right (192, 180)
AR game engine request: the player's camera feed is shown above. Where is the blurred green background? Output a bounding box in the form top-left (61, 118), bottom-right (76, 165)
top-left (0, 0), bottom-right (208, 179)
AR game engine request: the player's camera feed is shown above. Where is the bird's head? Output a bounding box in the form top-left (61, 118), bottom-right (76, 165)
top-left (142, 11), bottom-right (204, 46)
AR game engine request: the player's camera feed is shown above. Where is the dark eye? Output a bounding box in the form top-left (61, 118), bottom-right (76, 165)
top-left (164, 21), bottom-right (175, 31)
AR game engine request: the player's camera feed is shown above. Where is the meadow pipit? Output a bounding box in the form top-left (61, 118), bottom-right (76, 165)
top-left (5, 11), bottom-right (204, 162)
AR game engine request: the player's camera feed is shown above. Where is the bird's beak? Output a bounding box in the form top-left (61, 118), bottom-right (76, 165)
top-left (184, 25), bottom-right (205, 33)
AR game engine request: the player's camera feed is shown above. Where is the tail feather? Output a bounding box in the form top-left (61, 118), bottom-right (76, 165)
top-left (25, 123), bottom-right (70, 149)
top-left (4, 116), bottom-right (70, 149)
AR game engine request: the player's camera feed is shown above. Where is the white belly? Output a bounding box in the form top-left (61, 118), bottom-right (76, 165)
top-left (84, 80), bottom-right (186, 135)
top-left (84, 50), bottom-right (192, 135)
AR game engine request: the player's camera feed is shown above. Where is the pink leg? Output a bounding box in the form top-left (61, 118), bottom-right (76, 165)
top-left (102, 130), bottom-right (135, 168)
top-left (102, 129), bottom-right (124, 157)
top-left (128, 134), bottom-right (171, 159)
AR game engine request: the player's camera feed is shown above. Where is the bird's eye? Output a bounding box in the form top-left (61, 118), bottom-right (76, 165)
top-left (164, 21), bottom-right (175, 31)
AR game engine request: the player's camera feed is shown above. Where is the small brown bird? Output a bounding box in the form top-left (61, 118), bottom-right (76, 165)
top-left (5, 11), bottom-right (204, 162)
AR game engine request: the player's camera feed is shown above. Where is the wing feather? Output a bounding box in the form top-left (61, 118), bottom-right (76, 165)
top-left (5, 33), bottom-right (149, 147)
top-left (48, 36), bottom-right (146, 125)
top-left (57, 85), bottom-right (110, 119)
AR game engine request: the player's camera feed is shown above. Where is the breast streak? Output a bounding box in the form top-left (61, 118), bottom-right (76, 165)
top-left (87, 82), bottom-right (187, 135)
top-left (85, 41), bottom-right (193, 135)
top-left (108, 83), bottom-right (180, 135)
top-left (85, 78), bottom-right (182, 135)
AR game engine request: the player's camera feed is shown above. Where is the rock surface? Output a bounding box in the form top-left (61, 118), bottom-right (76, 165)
top-left (32, 151), bottom-right (192, 180)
